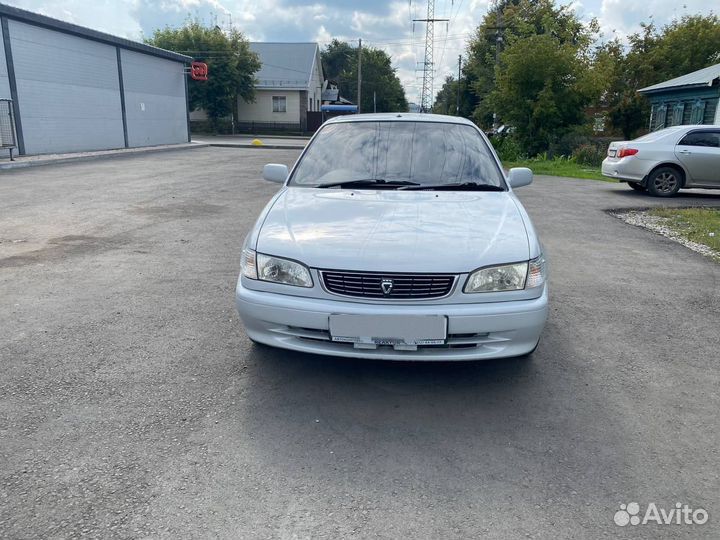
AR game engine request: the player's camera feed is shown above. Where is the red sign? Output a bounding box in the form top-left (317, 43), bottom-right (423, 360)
top-left (190, 61), bottom-right (208, 81)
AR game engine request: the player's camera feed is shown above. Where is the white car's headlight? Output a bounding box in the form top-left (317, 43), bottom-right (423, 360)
top-left (241, 249), bottom-right (313, 288)
top-left (464, 254), bottom-right (546, 293)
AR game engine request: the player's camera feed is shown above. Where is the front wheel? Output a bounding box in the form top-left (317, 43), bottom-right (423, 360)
top-left (646, 167), bottom-right (682, 197)
top-left (627, 182), bottom-right (645, 192)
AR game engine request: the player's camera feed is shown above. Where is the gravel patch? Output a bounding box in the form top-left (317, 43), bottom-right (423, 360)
top-left (610, 208), bottom-right (720, 261)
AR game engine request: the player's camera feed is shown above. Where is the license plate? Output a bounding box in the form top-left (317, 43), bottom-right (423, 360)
top-left (608, 149), bottom-right (617, 157)
top-left (329, 314), bottom-right (447, 346)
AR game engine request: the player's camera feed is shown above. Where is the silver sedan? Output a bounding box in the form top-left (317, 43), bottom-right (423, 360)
top-left (601, 125), bottom-right (720, 196)
top-left (235, 114), bottom-right (548, 361)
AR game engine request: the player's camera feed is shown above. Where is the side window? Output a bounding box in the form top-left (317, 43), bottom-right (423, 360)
top-left (678, 131), bottom-right (720, 148)
top-left (272, 96), bottom-right (287, 113)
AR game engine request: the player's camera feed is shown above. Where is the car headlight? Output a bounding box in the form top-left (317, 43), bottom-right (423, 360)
top-left (464, 254), bottom-right (546, 293)
top-left (241, 249), bottom-right (313, 288)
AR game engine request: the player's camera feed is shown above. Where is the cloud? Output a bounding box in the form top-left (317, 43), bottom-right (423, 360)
top-left (5, 0), bottom-right (718, 102)
top-left (598, 0), bottom-right (712, 40)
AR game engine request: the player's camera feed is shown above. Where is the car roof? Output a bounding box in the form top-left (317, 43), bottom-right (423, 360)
top-left (634, 125), bottom-right (717, 141)
top-left (325, 113), bottom-right (477, 127)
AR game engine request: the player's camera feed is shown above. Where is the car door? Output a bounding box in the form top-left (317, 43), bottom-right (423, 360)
top-left (675, 129), bottom-right (720, 186)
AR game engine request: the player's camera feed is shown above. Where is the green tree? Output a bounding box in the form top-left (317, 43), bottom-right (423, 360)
top-left (146, 21), bottom-right (260, 130)
top-left (321, 40), bottom-right (408, 113)
top-left (465, 0), bottom-right (593, 131)
top-left (595, 14), bottom-right (720, 139)
top-left (491, 33), bottom-right (596, 155)
top-left (432, 73), bottom-right (477, 117)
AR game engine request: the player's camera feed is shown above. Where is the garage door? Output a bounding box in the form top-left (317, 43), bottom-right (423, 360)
top-left (121, 49), bottom-right (188, 148)
top-left (8, 20), bottom-right (125, 154)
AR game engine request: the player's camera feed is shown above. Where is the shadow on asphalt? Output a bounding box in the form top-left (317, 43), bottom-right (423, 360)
top-left (608, 187), bottom-right (720, 203)
top-left (246, 342), bottom-right (537, 392)
top-left (222, 326), bottom-right (627, 516)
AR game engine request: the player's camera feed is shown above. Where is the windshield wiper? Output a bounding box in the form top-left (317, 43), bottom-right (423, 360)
top-left (315, 178), bottom-right (421, 189)
top-left (398, 182), bottom-right (506, 191)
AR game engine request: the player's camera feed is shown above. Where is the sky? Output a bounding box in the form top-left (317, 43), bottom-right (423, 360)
top-left (6, 0), bottom-right (717, 105)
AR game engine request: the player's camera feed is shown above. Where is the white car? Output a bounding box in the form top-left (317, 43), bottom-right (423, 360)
top-left (236, 114), bottom-right (548, 361)
top-left (601, 125), bottom-right (720, 196)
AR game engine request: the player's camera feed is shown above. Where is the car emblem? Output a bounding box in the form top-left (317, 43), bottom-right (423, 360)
top-left (381, 279), bottom-right (393, 295)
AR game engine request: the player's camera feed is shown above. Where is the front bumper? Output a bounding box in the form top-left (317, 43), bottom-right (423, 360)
top-left (236, 279), bottom-right (549, 361)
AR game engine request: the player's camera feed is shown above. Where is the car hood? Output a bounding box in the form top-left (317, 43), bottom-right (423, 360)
top-left (255, 188), bottom-right (530, 273)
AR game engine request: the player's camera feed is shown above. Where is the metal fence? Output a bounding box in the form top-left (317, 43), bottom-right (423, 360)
top-left (0, 99), bottom-right (17, 160)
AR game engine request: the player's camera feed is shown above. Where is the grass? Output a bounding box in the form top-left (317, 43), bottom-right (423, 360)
top-left (648, 207), bottom-right (720, 257)
top-left (504, 158), bottom-right (610, 182)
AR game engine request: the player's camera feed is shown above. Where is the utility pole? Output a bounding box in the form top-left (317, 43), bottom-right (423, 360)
top-left (456, 55), bottom-right (462, 116)
top-left (373, 91), bottom-right (377, 113)
top-left (357, 38), bottom-right (362, 114)
top-left (414, 1), bottom-right (448, 113)
top-left (487, 1), bottom-right (506, 128)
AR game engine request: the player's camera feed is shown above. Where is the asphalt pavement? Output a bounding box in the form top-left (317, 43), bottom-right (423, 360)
top-left (1, 147), bottom-right (718, 539)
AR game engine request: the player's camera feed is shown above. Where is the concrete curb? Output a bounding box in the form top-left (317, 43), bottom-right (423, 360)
top-left (208, 143), bottom-right (306, 150)
top-left (0, 143), bottom-right (211, 171)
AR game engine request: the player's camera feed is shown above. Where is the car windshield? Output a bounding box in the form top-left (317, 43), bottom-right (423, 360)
top-left (288, 121), bottom-right (506, 189)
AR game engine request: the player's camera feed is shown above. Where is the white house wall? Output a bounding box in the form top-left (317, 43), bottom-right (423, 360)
top-left (238, 90), bottom-right (301, 124)
top-left (307, 50), bottom-right (324, 112)
top-left (8, 20), bottom-right (125, 154)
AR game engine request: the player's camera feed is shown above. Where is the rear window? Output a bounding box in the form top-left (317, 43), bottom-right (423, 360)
top-left (633, 127), bottom-right (684, 143)
top-left (289, 121), bottom-right (505, 188)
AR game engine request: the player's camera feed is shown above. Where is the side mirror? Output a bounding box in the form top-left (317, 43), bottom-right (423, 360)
top-left (262, 163), bottom-right (289, 183)
top-left (508, 167), bottom-right (533, 188)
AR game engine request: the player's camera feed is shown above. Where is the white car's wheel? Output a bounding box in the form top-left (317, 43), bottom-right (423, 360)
top-left (646, 167), bottom-right (682, 197)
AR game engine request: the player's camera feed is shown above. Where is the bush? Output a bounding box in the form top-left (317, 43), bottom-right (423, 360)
top-left (572, 143), bottom-right (606, 167)
top-left (551, 131), bottom-right (590, 157)
top-left (491, 135), bottom-right (523, 162)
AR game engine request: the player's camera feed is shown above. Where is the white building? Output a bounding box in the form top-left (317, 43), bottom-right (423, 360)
top-left (237, 42), bottom-right (324, 132)
top-left (0, 3), bottom-right (191, 157)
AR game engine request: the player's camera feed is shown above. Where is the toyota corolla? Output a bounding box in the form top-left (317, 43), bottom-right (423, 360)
top-left (236, 113), bottom-right (548, 361)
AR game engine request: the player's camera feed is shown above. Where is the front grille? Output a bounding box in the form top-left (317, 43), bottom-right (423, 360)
top-left (321, 270), bottom-right (456, 299)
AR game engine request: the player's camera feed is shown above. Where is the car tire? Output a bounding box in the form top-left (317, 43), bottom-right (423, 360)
top-left (627, 182), bottom-right (645, 192)
top-left (646, 167), bottom-right (682, 197)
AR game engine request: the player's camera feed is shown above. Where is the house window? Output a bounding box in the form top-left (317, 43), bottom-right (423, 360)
top-left (690, 99), bottom-right (706, 124)
top-left (671, 103), bottom-right (684, 126)
top-left (272, 96), bottom-right (287, 113)
top-left (654, 104), bottom-right (667, 131)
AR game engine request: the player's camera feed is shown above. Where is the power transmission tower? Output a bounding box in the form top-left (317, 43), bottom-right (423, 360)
top-left (413, 1), bottom-right (448, 113)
